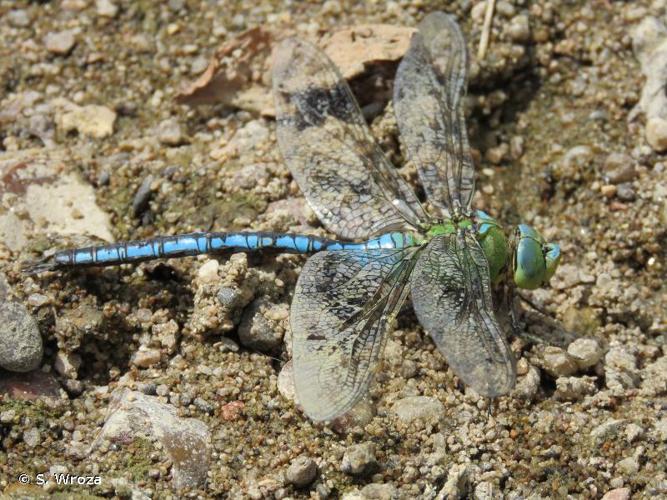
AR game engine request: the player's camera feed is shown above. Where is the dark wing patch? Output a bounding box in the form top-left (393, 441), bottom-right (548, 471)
top-left (291, 248), bottom-right (417, 421)
top-left (273, 37), bottom-right (427, 240)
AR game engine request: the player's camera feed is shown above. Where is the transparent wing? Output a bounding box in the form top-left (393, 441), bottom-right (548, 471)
top-left (394, 12), bottom-right (475, 215)
top-left (273, 38), bottom-right (427, 240)
top-left (291, 248), bottom-right (417, 421)
top-left (410, 232), bottom-right (516, 396)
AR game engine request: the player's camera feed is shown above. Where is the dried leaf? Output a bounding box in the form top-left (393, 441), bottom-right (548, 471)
top-left (176, 24), bottom-right (414, 116)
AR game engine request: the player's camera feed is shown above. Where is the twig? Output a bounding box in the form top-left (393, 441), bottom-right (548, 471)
top-left (477, 0), bottom-right (496, 60)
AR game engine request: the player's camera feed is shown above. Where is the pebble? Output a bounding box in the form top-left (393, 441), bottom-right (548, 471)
top-left (0, 300), bottom-right (43, 373)
top-left (616, 456), bottom-right (640, 475)
top-left (23, 427), bottom-right (41, 448)
top-left (130, 348), bottom-right (162, 368)
top-left (625, 423), bottom-right (644, 443)
top-left (58, 104), bottom-right (117, 138)
top-left (554, 376), bottom-right (597, 401)
top-left (646, 116), bottom-right (667, 152)
top-left (44, 30), bottom-right (77, 55)
top-left (132, 175), bottom-right (155, 217)
top-left (392, 396), bottom-right (443, 427)
top-left (285, 456), bottom-right (317, 487)
top-left (157, 118), bottom-right (185, 146)
top-left (591, 419), bottom-right (625, 445)
top-left (100, 389), bottom-right (211, 489)
top-left (513, 364), bottom-right (541, 400)
top-left (540, 346), bottom-right (578, 377)
top-left (616, 183), bottom-right (636, 202)
top-left (604, 153), bottom-right (636, 183)
top-left (474, 481), bottom-right (498, 500)
top-left (54, 351), bottom-right (81, 379)
top-left (341, 442), bottom-right (378, 476)
top-left (358, 483), bottom-right (397, 499)
top-left (601, 184), bottom-right (617, 198)
top-left (7, 9), bottom-right (31, 27)
top-left (237, 298), bottom-right (286, 354)
top-left (567, 338), bottom-right (604, 370)
top-left (605, 347), bottom-right (640, 391)
top-left (277, 360), bottom-right (297, 403)
top-left (0, 409), bottom-right (16, 423)
top-left (601, 488), bottom-right (631, 500)
top-left (651, 417), bottom-right (667, 443)
top-left (331, 399), bottom-right (375, 434)
top-left (507, 15), bottom-right (531, 43)
top-left (438, 464), bottom-right (469, 498)
top-left (96, 0), bottom-right (118, 17)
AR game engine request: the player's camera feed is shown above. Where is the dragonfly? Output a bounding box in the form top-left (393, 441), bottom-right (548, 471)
top-left (25, 12), bottom-right (560, 421)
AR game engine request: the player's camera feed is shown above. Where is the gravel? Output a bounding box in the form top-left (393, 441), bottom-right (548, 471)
top-left (341, 442), bottom-right (379, 477)
top-left (285, 456), bottom-right (317, 487)
top-left (0, 300), bottom-right (43, 373)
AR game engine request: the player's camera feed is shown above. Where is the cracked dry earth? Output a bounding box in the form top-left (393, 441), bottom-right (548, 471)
top-left (0, 0), bottom-right (666, 499)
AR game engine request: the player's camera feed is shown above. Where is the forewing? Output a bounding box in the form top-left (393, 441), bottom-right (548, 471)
top-left (273, 38), bottom-right (426, 240)
top-left (394, 12), bottom-right (475, 214)
top-left (410, 232), bottom-right (516, 396)
top-left (291, 248), bottom-right (417, 421)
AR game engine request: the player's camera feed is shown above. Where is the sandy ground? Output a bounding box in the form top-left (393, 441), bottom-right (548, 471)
top-left (0, 0), bottom-right (665, 498)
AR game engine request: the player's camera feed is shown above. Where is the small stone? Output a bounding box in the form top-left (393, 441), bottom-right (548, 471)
top-left (331, 399), bottom-right (375, 434)
top-left (131, 348), bottom-right (162, 368)
top-left (54, 351), bottom-right (81, 379)
top-left (96, 0), bottom-right (118, 17)
top-left (341, 442), bottom-right (378, 476)
top-left (285, 456), bottom-right (317, 487)
top-left (646, 117), bottom-right (667, 152)
top-left (507, 15), bottom-right (531, 43)
top-left (23, 427), bottom-right (41, 448)
top-left (197, 260), bottom-right (220, 283)
top-left (277, 360), bottom-right (297, 403)
top-left (485, 143), bottom-right (508, 165)
top-left (541, 346), bottom-right (578, 377)
top-left (237, 298), bottom-right (286, 354)
top-left (654, 417), bottom-right (667, 441)
top-left (58, 104), bottom-right (117, 138)
top-left (567, 338), bottom-right (604, 370)
top-left (554, 376), bottom-right (597, 400)
top-left (438, 464), bottom-right (469, 499)
top-left (625, 423), bottom-right (643, 443)
top-left (393, 396), bottom-right (443, 427)
top-left (605, 347), bottom-right (640, 391)
top-left (604, 153), bottom-right (636, 183)
top-left (601, 488), bottom-right (631, 500)
top-left (359, 483), bottom-right (397, 499)
top-left (100, 389), bottom-right (210, 489)
top-left (513, 365), bottom-right (541, 400)
top-left (0, 300), bottom-right (43, 373)
top-left (601, 184), bottom-right (617, 198)
top-left (616, 456), bottom-right (639, 475)
top-left (591, 419), bottom-right (625, 445)
top-left (474, 481), bottom-right (498, 500)
top-left (132, 175), bottom-right (154, 217)
top-left (1, 409), bottom-right (16, 423)
top-left (44, 30), bottom-right (77, 55)
top-left (496, 0), bottom-right (515, 17)
top-left (7, 9), bottom-right (31, 27)
top-left (616, 183), bottom-right (636, 202)
top-left (157, 118), bottom-right (185, 146)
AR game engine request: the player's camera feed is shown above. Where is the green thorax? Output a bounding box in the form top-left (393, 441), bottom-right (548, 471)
top-left (423, 211), bottom-right (509, 283)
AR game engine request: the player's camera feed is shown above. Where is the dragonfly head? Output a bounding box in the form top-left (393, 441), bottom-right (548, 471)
top-left (513, 224), bottom-right (561, 290)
